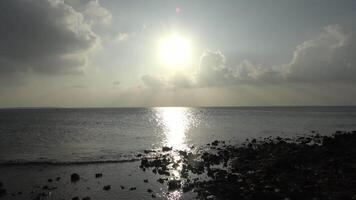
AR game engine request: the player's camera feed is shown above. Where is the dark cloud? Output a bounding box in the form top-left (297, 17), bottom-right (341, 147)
top-left (0, 0), bottom-right (100, 75)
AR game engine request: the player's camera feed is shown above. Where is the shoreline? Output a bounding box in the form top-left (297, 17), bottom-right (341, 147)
top-left (1, 131), bottom-right (356, 199)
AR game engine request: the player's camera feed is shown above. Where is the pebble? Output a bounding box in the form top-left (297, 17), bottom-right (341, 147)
top-left (71, 173), bottom-right (80, 182)
top-left (103, 185), bottom-right (111, 191)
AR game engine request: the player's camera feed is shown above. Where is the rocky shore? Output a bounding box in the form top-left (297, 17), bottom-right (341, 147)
top-left (139, 131), bottom-right (356, 200)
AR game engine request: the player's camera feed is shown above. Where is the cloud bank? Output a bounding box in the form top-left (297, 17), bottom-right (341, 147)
top-left (0, 0), bottom-right (106, 75)
top-left (141, 24), bottom-right (356, 89)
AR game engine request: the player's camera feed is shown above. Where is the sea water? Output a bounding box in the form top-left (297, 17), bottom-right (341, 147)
top-left (0, 107), bottom-right (356, 164)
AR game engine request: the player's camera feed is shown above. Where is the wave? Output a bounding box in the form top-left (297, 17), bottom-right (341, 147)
top-left (0, 158), bottom-right (144, 166)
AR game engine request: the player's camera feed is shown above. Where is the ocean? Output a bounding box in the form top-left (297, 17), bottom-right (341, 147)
top-left (1, 107), bottom-right (356, 165)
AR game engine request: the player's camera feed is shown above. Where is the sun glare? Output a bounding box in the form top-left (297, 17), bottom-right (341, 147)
top-left (158, 33), bottom-right (192, 67)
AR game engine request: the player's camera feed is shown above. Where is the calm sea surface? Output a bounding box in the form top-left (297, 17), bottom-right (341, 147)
top-left (1, 107), bottom-right (356, 164)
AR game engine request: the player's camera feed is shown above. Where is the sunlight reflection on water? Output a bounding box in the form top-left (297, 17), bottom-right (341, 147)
top-left (154, 107), bottom-right (195, 199)
top-left (155, 107), bottom-right (192, 150)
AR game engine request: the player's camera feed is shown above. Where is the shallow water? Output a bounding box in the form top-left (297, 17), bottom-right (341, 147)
top-left (1, 107), bottom-right (356, 164)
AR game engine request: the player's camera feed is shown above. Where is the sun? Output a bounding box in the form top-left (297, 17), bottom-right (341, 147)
top-left (158, 33), bottom-right (192, 67)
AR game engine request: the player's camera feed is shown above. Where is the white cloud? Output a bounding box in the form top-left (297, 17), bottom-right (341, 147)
top-left (284, 24), bottom-right (356, 82)
top-left (64, 0), bottom-right (112, 26)
top-left (116, 32), bottom-right (130, 42)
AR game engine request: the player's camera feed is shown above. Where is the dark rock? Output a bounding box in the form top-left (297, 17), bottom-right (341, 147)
top-left (172, 162), bottom-right (179, 168)
top-left (71, 173), bottom-right (80, 182)
top-left (157, 168), bottom-right (170, 176)
top-left (82, 197), bottom-right (91, 200)
top-left (0, 182), bottom-right (3, 188)
top-left (144, 179), bottom-right (148, 183)
top-left (103, 185), bottom-right (111, 191)
top-left (47, 178), bottom-right (53, 182)
top-left (140, 158), bottom-right (149, 168)
top-left (168, 179), bottom-right (181, 191)
top-left (211, 140), bottom-right (219, 146)
top-left (120, 185), bottom-right (125, 189)
top-left (162, 146), bottom-right (172, 152)
top-left (0, 191), bottom-right (6, 198)
top-left (157, 178), bottom-right (166, 184)
top-left (95, 173), bottom-right (103, 178)
top-left (182, 183), bottom-right (194, 193)
top-left (151, 194), bottom-right (156, 198)
top-left (147, 189), bottom-right (153, 193)
top-left (129, 187), bottom-right (136, 191)
top-left (56, 177), bottom-right (61, 181)
top-left (136, 154), bottom-right (142, 157)
top-left (72, 197), bottom-right (79, 200)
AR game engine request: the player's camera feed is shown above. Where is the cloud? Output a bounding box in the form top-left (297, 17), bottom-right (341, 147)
top-left (141, 24), bottom-right (356, 90)
top-left (116, 32), bottom-right (130, 42)
top-left (141, 75), bottom-right (166, 88)
top-left (0, 0), bottom-right (100, 75)
top-left (284, 24), bottom-right (356, 82)
top-left (195, 50), bottom-right (282, 86)
top-left (196, 50), bottom-right (234, 86)
top-left (64, 0), bottom-right (112, 26)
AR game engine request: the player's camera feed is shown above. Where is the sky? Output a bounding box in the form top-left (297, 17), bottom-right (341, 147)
top-left (0, 0), bottom-right (356, 107)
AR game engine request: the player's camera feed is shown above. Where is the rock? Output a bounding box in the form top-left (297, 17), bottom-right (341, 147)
top-left (151, 194), bottom-right (156, 198)
top-left (0, 182), bottom-right (2, 188)
top-left (144, 150), bottom-right (156, 154)
top-left (147, 189), bottom-right (153, 193)
top-left (0, 189), bottom-right (7, 197)
top-left (136, 154), bottom-right (142, 157)
top-left (120, 185), bottom-right (125, 189)
top-left (129, 187), bottom-right (136, 191)
top-left (48, 178), bottom-right (53, 182)
top-left (157, 178), bottom-right (166, 184)
top-left (211, 140), bottom-right (219, 146)
top-left (140, 158), bottom-right (149, 168)
top-left (168, 179), bottom-right (181, 191)
top-left (162, 146), bottom-right (172, 152)
top-left (182, 183), bottom-right (194, 193)
top-left (56, 177), bottom-right (61, 181)
top-left (95, 173), bottom-right (103, 178)
top-left (103, 185), bottom-right (111, 191)
top-left (72, 197), bottom-right (79, 200)
top-left (172, 162), bottom-right (179, 168)
top-left (82, 197), bottom-right (91, 200)
top-left (71, 173), bottom-right (80, 182)
top-left (144, 179), bottom-right (148, 183)
top-left (157, 168), bottom-right (170, 176)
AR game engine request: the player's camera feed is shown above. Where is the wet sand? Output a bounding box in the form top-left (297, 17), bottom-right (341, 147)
top-left (0, 162), bottom-right (195, 200)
